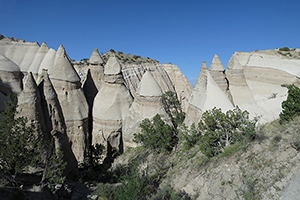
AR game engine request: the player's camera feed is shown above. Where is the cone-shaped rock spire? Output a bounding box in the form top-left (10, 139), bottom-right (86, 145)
top-left (137, 71), bottom-right (162, 97)
top-left (104, 56), bottom-right (121, 75)
top-left (184, 62), bottom-right (234, 127)
top-left (50, 46), bottom-right (80, 83)
top-left (17, 72), bottom-right (47, 134)
top-left (209, 54), bottom-right (225, 71)
top-left (89, 48), bottom-right (104, 65)
top-left (28, 42), bottom-right (49, 74)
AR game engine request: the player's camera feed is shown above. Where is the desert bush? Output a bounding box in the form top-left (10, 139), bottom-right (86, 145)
top-left (133, 114), bottom-right (178, 153)
top-left (134, 91), bottom-right (185, 153)
top-left (279, 47), bottom-right (290, 51)
top-left (162, 91), bottom-right (185, 129)
top-left (0, 95), bottom-right (42, 186)
top-left (180, 106), bottom-right (257, 157)
top-left (280, 84), bottom-right (300, 123)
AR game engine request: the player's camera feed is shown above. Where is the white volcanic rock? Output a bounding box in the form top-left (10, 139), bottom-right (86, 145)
top-left (92, 64), bottom-right (133, 151)
top-left (184, 62), bottom-right (234, 127)
top-left (19, 42), bottom-right (40, 72)
top-left (38, 72), bottom-right (78, 178)
top-left (17, 72), bottom-right (46, 133)
top-left (28, 42), bottom-right (49, 75)
top-left (50, 46), bottom-right (80, 83)
top-left (38, 48), bottom-right (56, 75)
top-left (121, 62), bottom-right (176, 99)
top-left (162, 63), bottom-right (193, 113)
top-left (89, 48), bottom-right (104, 65)
top-left (234, 51), bottom-right (300, 77)
top-left (209, 54), bottom-right (234, 104)
top-left (137, 71), bottom-right (162, 96)
top-left (50, 48), bottom-right (88, 163)
top-left (0, 55), bottom-right (22, 94)
top-left (122, 71), bottom-right (170, 149)
top-left (104, 56), bottom-right (121, 75)
top-left (226, 55), bottom-right (255, 105)
top-left (0, 54), bottom-right (20, 72)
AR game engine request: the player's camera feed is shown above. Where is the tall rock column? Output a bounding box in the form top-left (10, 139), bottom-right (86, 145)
top-left (92, 56), bottom-right (133, 155)
top-left (49, 46), bottom-right (89, 164)
top-left (209, 54), bottom-right (234, 105)
top-left (16, 72), bottom-right (46, 135)
top-left (184, 62), bottom-right (234, 127)
top-left (226, 55), bottom-right (255, 105)
top-left (38, 71), bottom-right (78, 178)
top-left (122, 71), bottom-right (171, 149)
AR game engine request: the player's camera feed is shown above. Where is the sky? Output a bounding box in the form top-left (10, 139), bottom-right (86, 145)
top-left (1, 0), bottom-right (300, 86)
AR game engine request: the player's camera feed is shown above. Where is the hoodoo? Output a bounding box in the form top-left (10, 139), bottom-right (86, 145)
top-left (92, 56), bottom-right (133, 154)
top-left (49, 46), bottom-right (89, 163)
top-left (122, 71), bottom-right (170, 149)
top-left (184, 62), bottom-right (234, 127)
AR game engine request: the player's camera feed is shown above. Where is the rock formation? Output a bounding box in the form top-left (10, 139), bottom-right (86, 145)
top-left (226, 55), bottom-right (255, 105)
top-left (122, 71), bottom-right (171, 149)
top-left (184, 62), bottom-right (234, 127)
top-left (161, 63), bottom-right (193, 113)
top-left (49, 46), bottom-right (89, 164)
top-left (209, 54), bottom-right (234, 105)
top-left (38, 71), bottom-right (77, 178)
top-left (16, 72), bottom-right (46, 134)
top-left (92, 56), bottom-right (133, 153)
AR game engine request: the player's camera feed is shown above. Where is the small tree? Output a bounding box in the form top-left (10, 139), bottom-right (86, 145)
top-left (0, 95), bottom-right (41, 186)
top-left (162, 91), bottom-right (185, 129)
top-left (197, 106), bottom-right (257, 157)
top-left (280, 84), bottom-right (300, 123)
top-left (133, 114), bottom-right (178, 153)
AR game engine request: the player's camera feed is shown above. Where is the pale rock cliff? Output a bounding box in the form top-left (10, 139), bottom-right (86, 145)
top-left (209, 54), bottom-right (234, 105)
top-left (92, 56), bottom-right (133, 153)
top-left (184, 62), bottom-right (234, 127)
top-left (49, 47), bottom-right (89, 164)
top-left (161, 63), bottom-right (193, 113)
top-left (122, 71), bottom-right (171, 149)
top-left (16, 72), bottom-right (46, 134)
top-left (38, 71), bottom-right (78, 178)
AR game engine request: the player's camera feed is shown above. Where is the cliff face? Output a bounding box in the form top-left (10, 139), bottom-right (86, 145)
top-left (1, 36), bottom-right (300, 195)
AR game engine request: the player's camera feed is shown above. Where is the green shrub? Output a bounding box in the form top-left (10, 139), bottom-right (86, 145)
top-left (0, 34), bottom-right (4, 40)
top-left (0, 95), bottom-right (42, 187)
top-left (279, 47), bottom-right (290, 51)
top-left (280, 84), bottom-right (300, 123)
top-left (133, 114), bottom-right (178, 153)
top-left (198, 106), bottom-right (257, 157)
top-left (162, 91), bottom-right (185, 129)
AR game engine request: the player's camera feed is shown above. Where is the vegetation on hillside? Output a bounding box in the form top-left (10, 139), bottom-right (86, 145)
top-left (280, 84), bottom-right (300, 123)
top-left (0, 95), bottom-right (42, 187)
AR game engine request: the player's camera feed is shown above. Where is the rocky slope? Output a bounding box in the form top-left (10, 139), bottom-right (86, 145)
top-left (112, 116), bottom-right (300, 199)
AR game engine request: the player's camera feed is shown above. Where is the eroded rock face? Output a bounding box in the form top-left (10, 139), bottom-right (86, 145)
top-left (184, 62), bottom-right (234, 127)
top-left (17, 72), bottom-right (46, 134)
top-left (38, 72), bottom-right (78, 179)
top-left (49, 47), bottom-right (89, 164)
top-left (161, 63), bottom-right (193, 113)
top-left (92, 57), bottom-right (133, 153)
top-left (122, 71), bottom-right (171, 149)
top-left (209, 54), bottom-right (234, 105)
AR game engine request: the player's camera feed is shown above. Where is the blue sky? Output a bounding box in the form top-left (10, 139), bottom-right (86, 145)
top-left (1, 0), bottom-right (300, 86)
